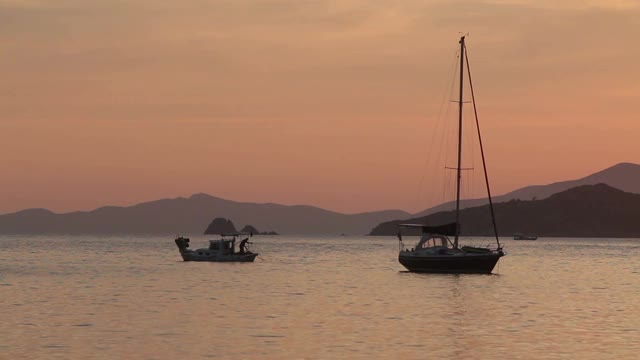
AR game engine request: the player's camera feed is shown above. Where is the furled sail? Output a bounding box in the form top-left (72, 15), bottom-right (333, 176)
top-left (398, 222), bottom-right (458, 236)
top-left (422, 223), bottom-right (457, 236)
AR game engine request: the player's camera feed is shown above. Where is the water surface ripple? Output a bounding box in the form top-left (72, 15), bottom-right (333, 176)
top-left (1, 235), bottom-right (638, 359)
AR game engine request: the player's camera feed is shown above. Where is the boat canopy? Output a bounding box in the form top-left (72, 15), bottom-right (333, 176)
top-left (398, 222), bottom-right (457, 236)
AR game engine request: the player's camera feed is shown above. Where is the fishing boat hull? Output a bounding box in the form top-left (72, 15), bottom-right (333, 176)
top-left (398, 251), bottom-right (503, 274)
top-left (179, 250), bottom-right (258, 262)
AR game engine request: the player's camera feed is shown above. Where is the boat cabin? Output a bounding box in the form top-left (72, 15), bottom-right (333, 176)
top-left (398, 223), bottom-right (458, 252)
top-left (207, 233), bottom-right (251, 254)
top-left (415, 234), bottom-right (454, 249)
top-left (208, 238), bottom-right (235, 253)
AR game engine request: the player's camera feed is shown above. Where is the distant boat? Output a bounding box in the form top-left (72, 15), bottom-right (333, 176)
top-left (174, 233), bottom-right (258, 262)
top-left (513, 233), bottom-right (538, 240)
top-left (397, 36), bottom-right (504, 274)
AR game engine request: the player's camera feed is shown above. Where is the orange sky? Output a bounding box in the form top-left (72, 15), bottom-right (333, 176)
top-left (2, 0), bottom-right (640, 214)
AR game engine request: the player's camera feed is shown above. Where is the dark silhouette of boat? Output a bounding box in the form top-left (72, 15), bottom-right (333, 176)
top-left (397, 36), bottom-right (504, 274)
top-left (174, 233), bottom-right (258, 262)
top-left (513, 233), bottom-right (538, 240)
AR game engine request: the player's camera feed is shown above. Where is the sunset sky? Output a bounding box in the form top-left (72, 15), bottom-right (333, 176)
top-left (2, 0), bottom-right (640, 215)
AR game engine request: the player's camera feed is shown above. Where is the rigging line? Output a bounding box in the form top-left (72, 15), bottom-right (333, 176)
top-left (464, 98), bottom-right (477, 201)
top-left (439, 49), bottom-right (460, 206)
top-left (431, 48), bottom-right (459, 200)
top-left (461, 105), bottom-right (474, 204)
top-left (439, 50), bottom-right (460, 205)
top-left (415, 47), bottom-right (460, 213)
top-left (464, 42), bottom-right (501, 249)
top-left (467, 105), bottom-right (477, 203)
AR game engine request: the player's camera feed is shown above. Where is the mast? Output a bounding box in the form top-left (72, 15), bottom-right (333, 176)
top-left (454, 35), bottom-right (465, 249)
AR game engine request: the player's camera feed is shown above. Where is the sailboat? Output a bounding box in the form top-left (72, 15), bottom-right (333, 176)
top-left (397, 36), bottom-right (505, 274)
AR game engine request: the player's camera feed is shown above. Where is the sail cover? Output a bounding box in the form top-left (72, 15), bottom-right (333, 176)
top-left (423, 222), bottom-right (457, 235)
top-left (399, 222), bottom-right (458, 236)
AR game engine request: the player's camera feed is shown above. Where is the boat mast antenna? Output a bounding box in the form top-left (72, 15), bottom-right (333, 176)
top-left (463, 41), bottom-right (502, 249)
top-left (454, 35), bottom-right (465, 249)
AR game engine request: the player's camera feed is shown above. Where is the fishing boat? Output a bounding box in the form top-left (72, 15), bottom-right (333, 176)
top-left (513, 233), bottom-right (537, 240)
top-left (174, 233), bottom-right (258, 262)
top-left (397, 36), bottom-right (504, 274)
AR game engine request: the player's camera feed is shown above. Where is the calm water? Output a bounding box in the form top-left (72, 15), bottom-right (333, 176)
top-left (1, 235), bottom-right (639, 359)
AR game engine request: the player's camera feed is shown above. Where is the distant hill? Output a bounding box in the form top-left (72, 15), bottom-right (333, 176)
top-left (0, 194), bottom-right (410, 235)
top-left (413, 162), bottom-right (640, 217)
top-left (204, 218), bottom-right (237, 234)
top-left (239, 225), bottom-right (278, 235)
top-left (370, 184), bottom-right (640, 238)
top-left (239, 224), bottom-right (258, 234)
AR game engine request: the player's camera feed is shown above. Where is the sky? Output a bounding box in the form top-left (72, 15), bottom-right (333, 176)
top-left (1, 0), bottom-right (640, 215)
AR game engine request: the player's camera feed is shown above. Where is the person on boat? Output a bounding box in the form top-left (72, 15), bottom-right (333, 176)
top-left (239, 238), bottom-right (253, 254)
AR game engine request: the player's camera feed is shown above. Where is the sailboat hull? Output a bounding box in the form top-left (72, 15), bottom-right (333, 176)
top-left (398, 252), bottom-right (503, 274)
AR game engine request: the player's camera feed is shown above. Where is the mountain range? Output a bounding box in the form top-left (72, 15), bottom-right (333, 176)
top-left (413, 162), bottom-right (640, 217)
top-left (370, 184), bottom-right (640, 238)
top-left (0, 194), bottom-right (409, 235)
top-left (1, 162), bottom-right (639, 235)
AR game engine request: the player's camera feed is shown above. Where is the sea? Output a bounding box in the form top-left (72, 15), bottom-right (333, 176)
top-left (1, 235), bottom-right (639, 359)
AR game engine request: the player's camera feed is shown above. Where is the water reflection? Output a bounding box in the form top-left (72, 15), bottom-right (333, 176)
top-left (0, 235), bottom-right (639, 359)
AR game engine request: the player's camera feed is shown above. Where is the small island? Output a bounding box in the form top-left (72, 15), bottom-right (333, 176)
top-left (204, 218), bottom-right (237, 234)
top-left (240, 225), bottom-right (279, 235)
top-left (204, 217), bottom-right (279, 235)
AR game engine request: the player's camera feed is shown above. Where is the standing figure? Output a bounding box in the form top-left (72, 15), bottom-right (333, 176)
top-left (239, 238), bottom-right (253, 254)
